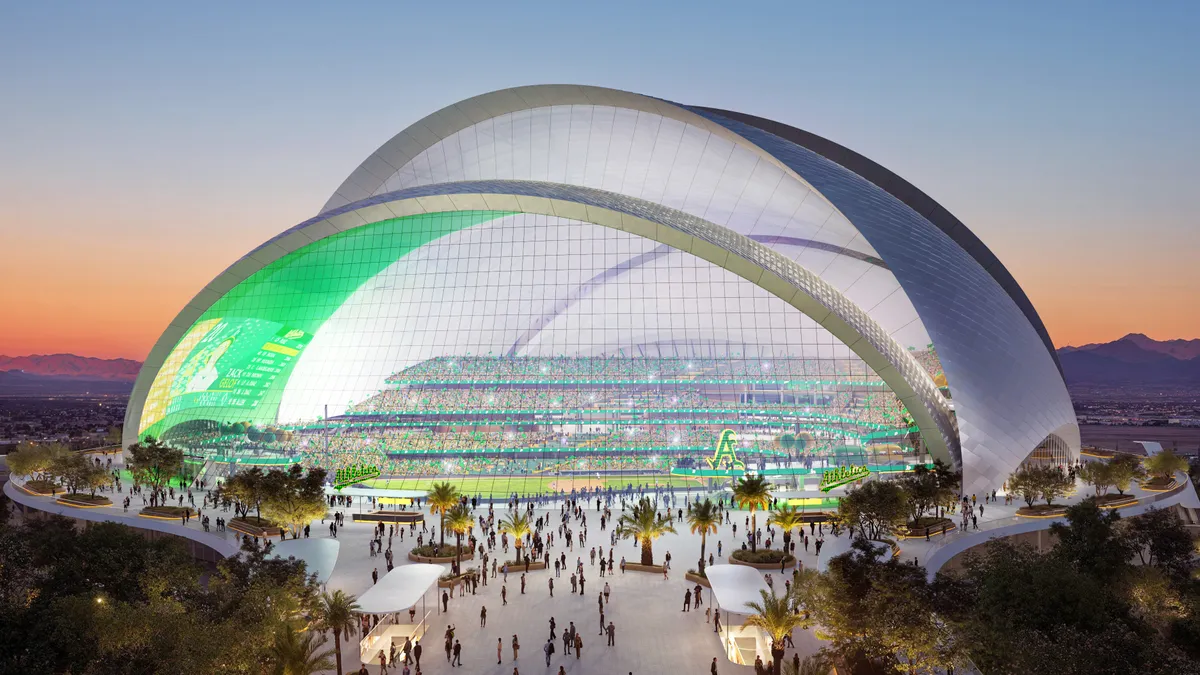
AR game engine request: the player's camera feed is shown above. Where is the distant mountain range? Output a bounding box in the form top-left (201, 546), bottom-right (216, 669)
top-left (0, 354), bottom-right (141, 381)
top-left (0, 354), bottom-right (141, 395)
top-left (1, 335), bottom-right (1197, 396)
top-left (1057, 333), bottom-right (1200, 386)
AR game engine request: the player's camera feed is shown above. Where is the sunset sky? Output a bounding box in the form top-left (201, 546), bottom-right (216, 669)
top-left (2, 1), bottom-right (1197, 361)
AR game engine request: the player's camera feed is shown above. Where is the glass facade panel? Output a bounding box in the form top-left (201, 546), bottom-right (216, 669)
top-left (141, 210), bottom-right (936, 497)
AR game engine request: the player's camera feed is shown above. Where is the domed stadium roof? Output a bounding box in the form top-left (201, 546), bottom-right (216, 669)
top-left (125, 85), bottom-right (1078, 496)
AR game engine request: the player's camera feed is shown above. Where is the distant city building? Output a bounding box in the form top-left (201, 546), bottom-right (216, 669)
top-left (124, 85), bottom-right (1078, 495)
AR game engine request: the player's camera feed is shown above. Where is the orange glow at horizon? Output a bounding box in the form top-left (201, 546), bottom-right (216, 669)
top-left (2, 211), bottom-right (1198, 362)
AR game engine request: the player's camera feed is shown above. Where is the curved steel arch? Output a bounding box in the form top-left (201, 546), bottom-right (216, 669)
top-left (321, 84), bottom-right (1056, 375)
top-left (691, 105), bottom-right (1063, 376)
top-left (126, 180), bottom-right (958, 467)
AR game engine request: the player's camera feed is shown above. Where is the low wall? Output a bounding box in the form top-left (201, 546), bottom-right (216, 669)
top-left (4, 480), bottom-right (237, 564)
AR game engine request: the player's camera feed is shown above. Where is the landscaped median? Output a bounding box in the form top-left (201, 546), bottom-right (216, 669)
top-left (728, 548), bottom-right (795, 569)
top-left (228, 516), bottom-right (283, 538)
top-left (17, 479), bottom-right (61, 496)
top-left (621, 561), bottom-right (667, 574)
top-left (139, 505), bottom-right (197, 520)
top-left (407, 544), bottom-right (474, 564)
top-left (55, 493), bottom-right (113, 508)
top-left (685, 569), bottom-right (712, 588)
top-left (1139, 477), bottom-right (1181, 493)
top-left (898, 516), bottom-right (956, 539)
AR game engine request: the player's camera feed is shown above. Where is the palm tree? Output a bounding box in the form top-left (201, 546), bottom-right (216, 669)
top-left (745, 588), bottom-right (805, 675)
top-left (498, 511), bottom-right (531, 562)
top-left (615, 497), bottom-right (677, 566)
top-left (316, 589), bottom-right (360, 675)
top-left (268, 622), bottom-right (335, 675)
top-left (445, 502), bottom-right (474, 572)
top-left (767, 503), bottom-right (805, 553)
top-left (733, 474), bottom-right (772, 551)
top-left (686, 499), bottom-right (721, 572)
top-left (427, 482), bottom-right (460, 547)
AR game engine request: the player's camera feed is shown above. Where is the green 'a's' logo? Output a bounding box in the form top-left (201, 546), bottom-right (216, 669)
top-left (706, 429), bottom-right (745, 471)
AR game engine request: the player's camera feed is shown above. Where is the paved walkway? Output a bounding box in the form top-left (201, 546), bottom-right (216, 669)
top-left (8, 458), bottom-right (1199, 675)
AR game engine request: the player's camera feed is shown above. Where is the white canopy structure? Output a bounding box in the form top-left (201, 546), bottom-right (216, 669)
top-left (357, 564), bottom-right (443, 614)
top-left (705, 564), bottom-right (770, 614)
top-left (269, 538), bottom-right (340, 585)
top-left (704, 564), bottom-right (774, 666)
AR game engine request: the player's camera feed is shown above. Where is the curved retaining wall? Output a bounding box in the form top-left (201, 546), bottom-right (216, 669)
top-left (924, 472), bottom-right (1200, 580)
top-left (4, 479), bottom-right (239, 562)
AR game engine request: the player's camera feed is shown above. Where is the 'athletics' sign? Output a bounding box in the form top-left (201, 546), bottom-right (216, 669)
top-left (818, 465), bottom-right (870, 492)
top-left (334, 464), bottom-right (380, 491)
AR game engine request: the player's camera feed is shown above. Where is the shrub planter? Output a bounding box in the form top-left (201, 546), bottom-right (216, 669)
top-left (729, 549), bottom-right (796, 569)
top-left (56, 493), bottom-right (112, 508)
top-left (352, 510), bottom-right (425, 524)
top-left (438, 571), bottom-right (480, 589)
top-left (140, 506), bottom-right (196, 520)
top-left (899, 517), bottom-right (956, 539)
top-left (686, 570), bottom-right (712, 588)
top-left (229, 516), bottom-right (283, 538)
top-left (19, 480), bottom-right (60, 496)
top-left (1093, 494), bottom-right (1138, 509)
top-left (1139, 478), bottom-right (1180, 493)
top-left (1016, 504), bottom-right (1068, 519)
top-left (501, 560), bottom-right (547, 571)
top-left (621, 562), bottom-right (667, 574)
top-left (408, 545), bottom-right (474, 564)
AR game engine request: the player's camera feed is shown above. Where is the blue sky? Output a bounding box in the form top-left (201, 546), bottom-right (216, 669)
top-left (1, 1), bottom-right (1197, 357)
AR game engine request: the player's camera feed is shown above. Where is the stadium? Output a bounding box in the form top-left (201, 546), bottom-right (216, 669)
top-left (123, 85), bottom-right (1079, 499)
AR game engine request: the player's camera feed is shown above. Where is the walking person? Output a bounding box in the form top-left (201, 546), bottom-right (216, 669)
top-left (573, 633), bottom-right (582, 659)
top-left (606, 621), bottom-right (615, 646)
top-left (451, 640), bottom-right (462, 667)
top-left (480, 605), bottom-right (487, 627)
top-left (543, 638), bottom-right (555, 666)
top-left (511, 634), bottom-right (520, 661)
top-left (548, 576), bottom-right (554, 597)
top-left (497, 638), bottom-right (503, 664)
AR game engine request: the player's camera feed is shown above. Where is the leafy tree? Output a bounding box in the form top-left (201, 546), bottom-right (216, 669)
top-left (767, 504), bottom-right (805, 552)
top-left (836, 479), bottom-right (908, 540)
top-left (685, 498), bottom-right (720, 571)
top-left (732, 474), bottom-right (772, 551)
top-left (267, 621), bottom-right (335, 675)
top-left (1049, 499), bottom-right (1132, 582)
top-left (1145, 450), bottom-right (1189, 482)
top-left (50, 452), bottom-right (108, 497)
top-left (1122, 507), bottom-right (1195, 579)
top-left (1106, 454), bottom-right (1145, 495)
top-left (896, 470), bottom-right (940, 526)
top-left (104, 425), bottom-right (122, 447)
top-left (1039, 467), bottom-right (1073, 506)
top-left (784, 653), bottom-right (833, 675)
top-left (615, 497), bottom-right (676, 565)
top-left (498, 512), bottom-right (531, 561)
top-left (316, 589), bottom-right (360, 675)
top-left (427, 482), bottom-right (460, 547)
top-left (7, 442), bottom-right (69, 483)
top-left (1124, 567), bottom-right (1188, 636)
top-left (745, 588), bottom-right (805, 675)
top-left (260, 465), bottom-right (328, 538)
top-left (1007, 466), bottom-right (1042, 508)
top-left (126, 436), bottom-right (183, 502)
top-left (223, 466), bottom-right (269, 519)
top-left (445, 502), bottom-right (474, 571)
top-left (1077, 461), bottom-right (1114, 497)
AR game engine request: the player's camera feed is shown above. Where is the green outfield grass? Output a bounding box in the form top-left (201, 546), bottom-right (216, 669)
top-left (361, 474), bottom-right (705, 497)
